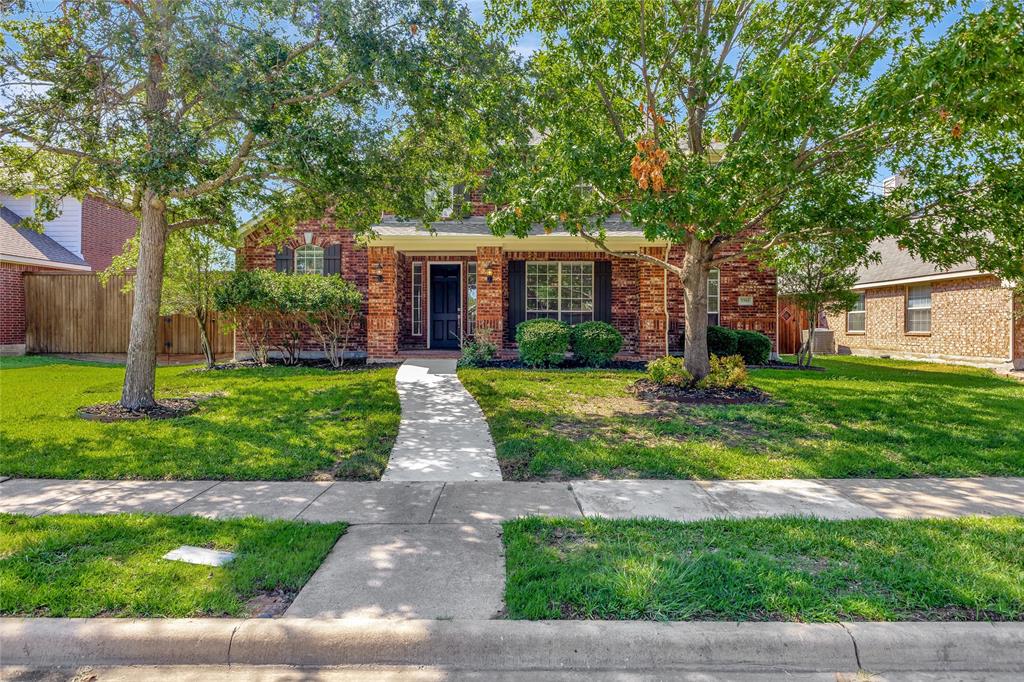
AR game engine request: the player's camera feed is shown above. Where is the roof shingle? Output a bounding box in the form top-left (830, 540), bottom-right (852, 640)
top-left (0, 204), bottom-right (90, 269)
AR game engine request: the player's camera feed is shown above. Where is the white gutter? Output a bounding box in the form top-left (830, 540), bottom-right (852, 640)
top-left (1, 254), bottom-right (91, 271)
top-left (852, 269), bottom-right (985, 290)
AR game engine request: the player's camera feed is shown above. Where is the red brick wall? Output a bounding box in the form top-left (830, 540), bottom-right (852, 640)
top-left (475, 246), bottom-right (504, 341)
top-left (239, 213), bottom-right (778, 360)
top-left (80, 196), bottom-right (137, 271)
top-left (237, 219), bottom-right (368, 355)
top-left (825, 275), bottom-right (1015, 363)
top-left (1, 262), bottom-right (64, 347)
top-left (366, 246), bottom-right (398, 357)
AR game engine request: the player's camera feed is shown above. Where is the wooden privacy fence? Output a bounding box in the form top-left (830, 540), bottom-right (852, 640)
top-left (24, 273), bottom-right (233, 355)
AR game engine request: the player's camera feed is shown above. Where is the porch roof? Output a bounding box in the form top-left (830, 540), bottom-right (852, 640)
top-left (369, 215), bottom-right (652, 252)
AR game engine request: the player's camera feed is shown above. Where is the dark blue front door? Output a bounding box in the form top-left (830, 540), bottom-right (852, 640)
top-left (430, 264), bottom-right (460, 349)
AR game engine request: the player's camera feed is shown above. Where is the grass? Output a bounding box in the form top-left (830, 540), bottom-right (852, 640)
top-left (459, 356), bottom-right (1024, 480)
top-left (503, 516), bottom-right (1024, 622)
top-left (0, 356), bottom-right (401, 480)
top-left (0, 513), bottom-right (345, 617)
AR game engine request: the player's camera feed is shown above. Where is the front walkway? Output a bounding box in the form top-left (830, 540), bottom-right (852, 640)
top-left (382, 358), bottom-right (502, 482)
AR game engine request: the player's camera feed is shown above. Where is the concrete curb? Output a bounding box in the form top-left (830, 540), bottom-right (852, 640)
top-left (2, 619), bottom-right (1022, 672)
top-left (844, 622), bottom-right (1024, 672)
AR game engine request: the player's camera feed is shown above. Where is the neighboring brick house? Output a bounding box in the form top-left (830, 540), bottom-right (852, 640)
top-left (824, 237), bottom-right (1024, 369)
top-left (1, 194), bottom-right (137, 355)
top-left (239, 196), bottom-right (779, 362)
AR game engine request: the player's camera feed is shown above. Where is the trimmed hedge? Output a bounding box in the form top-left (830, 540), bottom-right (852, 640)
top-left (735, 329), bottom-right (772, 365)
top-left (570, 321), bottom-right (623, 367)
top-left (707, 326), bottom-right (739, 356)
top-left (516, 318), bottom-right (571, 367)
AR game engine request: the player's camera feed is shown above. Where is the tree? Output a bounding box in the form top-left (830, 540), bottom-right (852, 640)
top-left (107, 228), bottom-right (232, 369)
top-left (484, 0), bottom-right (1024, 379)
top-left (773, 242), bottom-right (863, 369)
top-left (1, 0), bottom-right (521, 408)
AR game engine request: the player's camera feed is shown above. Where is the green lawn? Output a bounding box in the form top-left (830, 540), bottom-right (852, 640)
top-left (503, 516), bottom-right (1024, 622)
top-left (0, 356), bottom-right (401, 480)
top-left (0, 513), bottom-right (345, 617)
top-left (459, 356), bottom-right (1024, 480)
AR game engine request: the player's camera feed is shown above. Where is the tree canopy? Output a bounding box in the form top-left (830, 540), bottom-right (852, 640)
top-left (1, 0), bottom-right (523, 406)
top-left (483, 0), bottom-right (1024, 375)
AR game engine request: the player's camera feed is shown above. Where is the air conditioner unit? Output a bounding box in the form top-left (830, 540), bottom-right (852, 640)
top-left (801, 328), bottom-right (835, 354)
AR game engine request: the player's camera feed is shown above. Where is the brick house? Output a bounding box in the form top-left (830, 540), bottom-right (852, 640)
top-left (238, 193), bottom-right (779, 362)
top-left (1, 193), bottom-right (137, 355)
top-left (824, 237), bottom-right (1024, 370)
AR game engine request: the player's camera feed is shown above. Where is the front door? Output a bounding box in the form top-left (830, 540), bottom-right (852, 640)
top-left (430, 264), bottom-right (460, 349)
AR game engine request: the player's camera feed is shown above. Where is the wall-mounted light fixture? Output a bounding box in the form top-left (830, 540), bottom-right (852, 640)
top-left (374, 262), bottom-right (384, 282)
top-left (485, 262), bottom-right (494, 284)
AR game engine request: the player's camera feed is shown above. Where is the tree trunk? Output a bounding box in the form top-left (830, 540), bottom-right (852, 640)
top-left (797, 304), bottom-right (818, 369)
top-left (680, 238), bottom-right (713, 379)
top-left (196, 309), bottom-right (214, 369)
top-left (121, 192), bottom-right (168, 409)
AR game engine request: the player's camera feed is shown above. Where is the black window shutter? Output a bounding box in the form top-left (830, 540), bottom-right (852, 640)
top-left (594, 260), bottom-right (612, 322)
top-left (507, 260), bottom-right (526, 341)
top-left (324, 244), bottom-right (341, 275)
top-left (274, 246), bottom-right (294, 273)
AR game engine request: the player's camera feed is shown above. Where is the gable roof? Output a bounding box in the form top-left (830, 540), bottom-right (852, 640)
top-left (0, 204), bottom-right (90, 270)
top-left (855, 238), bottom-right (979, 287)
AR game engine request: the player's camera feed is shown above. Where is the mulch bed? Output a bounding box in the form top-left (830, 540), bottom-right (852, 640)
top-left (77, 392), bottom-right (223, 422)
top-left (481, 359), bottom-right (649, 371)
top-left (202, 358), bottom-right (402, 372)
top-left (629, 379), bottom-right (772, 405)
top-left (748, 360), bottom-right (827, 372)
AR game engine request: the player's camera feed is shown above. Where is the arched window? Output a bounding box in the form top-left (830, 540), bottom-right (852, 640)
top-left (294, 244), bottom-right (324, 274)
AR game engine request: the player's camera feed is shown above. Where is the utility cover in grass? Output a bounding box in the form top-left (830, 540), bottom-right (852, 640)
top-left (163, 545), bottom-right (236, 566)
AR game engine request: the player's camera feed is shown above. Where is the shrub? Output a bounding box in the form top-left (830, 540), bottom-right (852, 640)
top-left (707, 325), bottom-right (740, 356)
top-left (459, 327), bottom-right (498, 368)
top-left (213, 269), bottom-right (275, 366)
top-left (735, 330), bottom-right (772, 365)
top-left (516, 318), bottom-right (570, 367)
top-left (647, 356), bottom-right (692, 386)
top-left (305, 275), bottom-right (362, 368)
top-left (570, 321), bottom-right (623, 367)
top-left (698, 354), bottom-right (748, 389)
top-left (679, 325), bottom-right (741, 358)
top-left (268, 273), bottom-right (312, 365)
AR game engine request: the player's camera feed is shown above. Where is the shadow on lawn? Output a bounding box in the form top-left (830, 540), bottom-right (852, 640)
top-left (0, 362), bottom-right (401, 481)
top-left (466, 359), bottom-right (1024, 480)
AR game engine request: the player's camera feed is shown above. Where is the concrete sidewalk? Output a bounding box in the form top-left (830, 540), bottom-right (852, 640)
top-left (383, 359), bottom-right (502, 482)
top-left (2, 476), bottom-right (1022, 523)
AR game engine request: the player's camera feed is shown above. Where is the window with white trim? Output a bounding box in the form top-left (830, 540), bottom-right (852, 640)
top-left (707, 269), bottom-right (720, 326)
top-left (466, 262), bottom-right (477, 336)
top-left (906, 285), bottom-right (931, 333)
top-left (294, 244), bottom-right (324, 274)
top-left (526, 261), bottom-right (593, 324)
top-left (847, 293), bottom-right (866, 333)
top-left (411, 262), bottom-right (423, 336)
